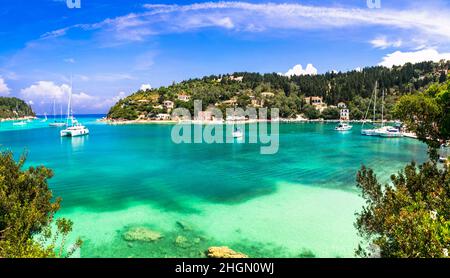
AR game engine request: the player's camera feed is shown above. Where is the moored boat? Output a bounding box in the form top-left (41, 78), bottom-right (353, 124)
top-left (49, 100), bottom-right (66, 127)
top-left (375, 126), bottom-right (404, 138)
top-left (12, 121), bottom-right (27, 126)
top-left (335, 123), bottom-right (353, 131)
top-left (60, 76), bottom-right (89, 137)
top-left (60, 117), bottom-right (89, 137)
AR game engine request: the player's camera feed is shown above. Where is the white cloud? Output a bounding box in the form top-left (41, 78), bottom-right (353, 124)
top-left (72, 92), bottom-right (96, 103)
top-left (20, 81), bottom-right (96, 108)
top-left (0, 77), bottom-right (11, 95)
top-left (42, 2), bottom-right (450, 47)
top-left (211, 16), bottom-right (234, 29)
top-left (370, 36), bottom-right (402, 49)
top-left (21, 81), bottom-right (70, 102)
top-left (140, 84), bottom-right (152, 91)
top-left (20, 81), bottom-right (128, 113)
top-left (379, 48), bottom-right (450, 67)
top-left (283, 64), bottom-right (318, 77)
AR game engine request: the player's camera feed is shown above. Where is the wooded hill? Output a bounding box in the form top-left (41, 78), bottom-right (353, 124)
top-left (107, 60), bottom-right (450, 120)
top-left (0, 97), bottom-right (35, 119)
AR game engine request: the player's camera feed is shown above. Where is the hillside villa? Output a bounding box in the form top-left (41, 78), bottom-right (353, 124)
top-left (163, 100), bottom-right (174, 110)
top-left (305, 96), bottom-right (328, 112)
top-left (177, 94), bottom-right (191, 102)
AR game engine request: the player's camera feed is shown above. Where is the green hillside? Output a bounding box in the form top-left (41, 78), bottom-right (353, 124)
top-left (108, 61), bottom-right (449, 120)
top-left (0, 97), bottom-right (35, 119)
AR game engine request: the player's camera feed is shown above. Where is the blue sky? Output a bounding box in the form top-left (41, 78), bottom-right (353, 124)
top-left (0, 0), bottom-right (450, 114)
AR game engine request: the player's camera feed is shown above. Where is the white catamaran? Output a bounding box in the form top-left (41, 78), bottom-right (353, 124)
top-left (60, 78), bottom-right (89, 137)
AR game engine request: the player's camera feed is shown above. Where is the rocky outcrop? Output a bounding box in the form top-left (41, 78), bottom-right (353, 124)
top-left (206, 247), bottom-right (248, 258)
top-left (122, 227), bottom-right (163, 242)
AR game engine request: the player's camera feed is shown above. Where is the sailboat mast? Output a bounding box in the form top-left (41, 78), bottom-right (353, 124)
top-left (53, 99), bottom-right (56, 121)
top-left (381, 88), bottom-right (385, 127)
top-left (373, 81), bottom-right (377, 123)
top-left (66, 75), bottom-right (73, 126)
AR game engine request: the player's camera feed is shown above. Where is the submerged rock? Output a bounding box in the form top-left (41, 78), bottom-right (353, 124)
top-left (175, 235), bottom-right (191, 248)
top-left (206, 247), bottom-right (248, 258)
top-left (122, 227), bottom-right (163, 242)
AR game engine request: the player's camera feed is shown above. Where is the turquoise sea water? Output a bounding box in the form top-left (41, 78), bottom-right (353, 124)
top-left (0, 116), bottom-right (428, 258)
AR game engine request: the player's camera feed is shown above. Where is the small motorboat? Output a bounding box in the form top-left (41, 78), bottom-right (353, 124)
top-left (335, 122), bottom-right (353, 131)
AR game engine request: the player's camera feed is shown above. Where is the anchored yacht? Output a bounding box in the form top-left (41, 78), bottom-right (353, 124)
top-left (60, 77), bottom-right (89, 137)
top-left (60, 117), bottom-right (89, 137)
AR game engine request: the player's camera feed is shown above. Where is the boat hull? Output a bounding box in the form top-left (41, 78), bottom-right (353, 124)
top-left (361, 129), bottom-right (378, 136)
top-left (335, 125), bottom-right (353, 131)
top-left (49, 122), bottom-right (66, 127)
top-left (60, 128), bottom-right (89, 137)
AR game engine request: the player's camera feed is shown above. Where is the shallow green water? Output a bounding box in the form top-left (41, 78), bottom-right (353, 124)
top-left (0, 116), bottom-right (428, 258)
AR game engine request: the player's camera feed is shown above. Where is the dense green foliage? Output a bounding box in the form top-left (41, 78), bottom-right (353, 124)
top-left (0, 97), bottom-right (34, 119)
top-left (0, 151), bottom-right (81, 258)
top-left (394, 78), bottom-right (450, 149)
top-left (356, 73), bottom-right (450, 258)
top-left (108, 61), bottom-right (449, 120)
top-left (355, 163), bottom-right (449, 258)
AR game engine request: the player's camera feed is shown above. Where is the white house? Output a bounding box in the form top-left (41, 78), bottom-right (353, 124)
top-left (177, 94), bottom-right (191, 102)
top-left (196, 111), bottom-right (214, 121)
top-left (337, 102), bottom-right (347, 109)
top-left (163, 100), bottom-right (174, 110)
top-left (156, 113), bottom-right (171, 120)
top-left (340, 109), bottom-right (350, 121)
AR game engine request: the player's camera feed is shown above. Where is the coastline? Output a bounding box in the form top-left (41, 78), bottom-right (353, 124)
top-left (101, 118), bottom-right (400, 125)
top-left (0, 116), bottom-right (37, 123)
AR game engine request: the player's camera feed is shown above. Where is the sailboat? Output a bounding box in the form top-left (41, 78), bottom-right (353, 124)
top-left (60, 77), bottom-right (89, 137)
top-left (361, 82), bottom-right (403, 138)
top-left (41, 113), bottom-right (48, 122)
top-left (49, 100), bottom-right (66, 127)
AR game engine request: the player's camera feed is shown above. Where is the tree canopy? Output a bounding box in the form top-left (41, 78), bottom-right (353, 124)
top-left (0, 97), bottom-right (34, 119)
top-left (108, 61), bottom-right (450, 121)
top-left (0, 151), bottom-right (81, 258)
top-left (394, 77), bottom-right (450, 150)
top-left (356, 73), bottom-right (450, 258)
